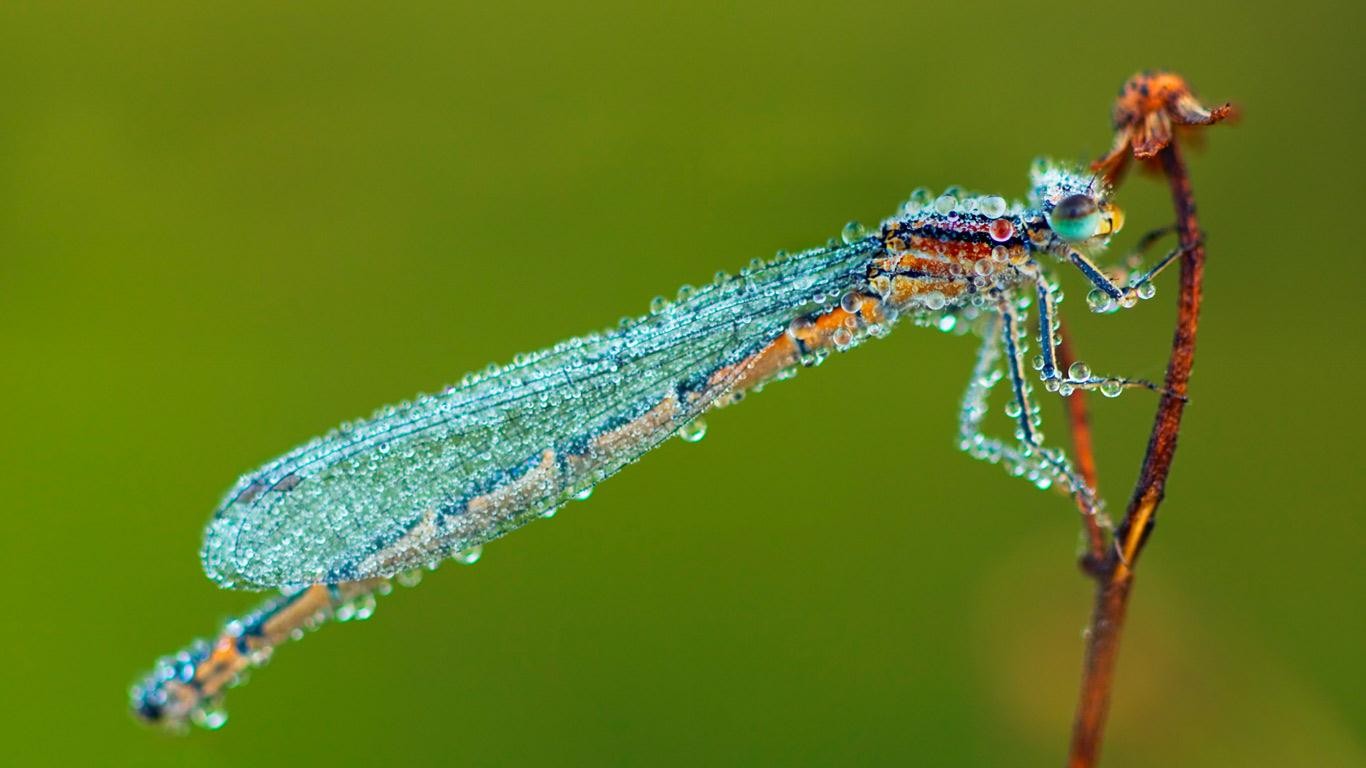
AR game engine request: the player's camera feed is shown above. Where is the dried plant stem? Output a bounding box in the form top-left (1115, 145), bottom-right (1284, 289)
top-left (1066, 137), bottom-right (1205, 768)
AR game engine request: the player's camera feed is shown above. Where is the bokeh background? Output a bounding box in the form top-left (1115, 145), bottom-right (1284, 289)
top-left (2, 2), bottom-right (1361, 766)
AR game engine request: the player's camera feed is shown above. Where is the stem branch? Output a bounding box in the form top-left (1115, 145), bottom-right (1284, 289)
top-left (1066, 138), bottom-right (1206, 768)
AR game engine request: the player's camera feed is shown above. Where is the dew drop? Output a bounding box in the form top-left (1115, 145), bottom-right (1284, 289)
top-left (934, 194), bottom-right (958, 214)
top-left (452, 545), bottom-right (482, 564)
top-left (649, 296), bottom-right (670, 314)
top-left (1068, 362), bottom-right (1091, 381)
top-left (396, 569), bottom-right (423, 588)
top-left (353, 593), bottom-right (377, 620)
top-left (1137, 283), bottom-right (1157, 299)
top-left (937, 314), bottom-right (957, 333)
top-left (840, 292), bottom-right (862, 314)
top-left (572, 486), bottom-right (594, 501)
top-left (840, 221), bottom-right (867, 245)
top-left (906, 187), bottom-right (934, 211)
top-left (678, 418), bottom-right (708, 443)
top-left (191, 702), bottom-right (228, 730)
top-left (1086, 289), bottom-right (1116, 313)
top-left (979, 196), bottom-right (1007, 218)
top-left (1100, 380), bottom-right (1124, 398)
top-left (335, 601), bottom-right (357, 622)
top-left (786, 315), bottom-right (814, 341)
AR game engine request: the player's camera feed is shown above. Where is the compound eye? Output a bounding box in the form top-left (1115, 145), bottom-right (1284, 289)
top-left (1046, 193), bottom-right (1101, 242)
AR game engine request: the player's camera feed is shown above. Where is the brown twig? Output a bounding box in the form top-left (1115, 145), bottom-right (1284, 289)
top-left (1064, 72), bottom-right (1231, 768)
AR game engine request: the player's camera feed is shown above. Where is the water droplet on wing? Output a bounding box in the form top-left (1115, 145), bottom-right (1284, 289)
top-left (678, 419), bottom-right (708, 443)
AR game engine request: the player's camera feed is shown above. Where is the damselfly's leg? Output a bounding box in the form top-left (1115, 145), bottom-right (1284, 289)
top-left (1122, 241), bottom-right (1197, 297)
top-left (999, 298), bottom-right (1104, 513)
top-left (957, 300), bottom-right (1100, 514)
top-left (1030, 271), bottom-right (1161, 399)
top-left (958, 313), bottom-right (1028, 472)
top-left (1119, 225), bottom-right (1175, 274)
top-left (1066, 248), bottom-right (1128, 306)
top-left (1069, 237), bottom-right (1199, 314)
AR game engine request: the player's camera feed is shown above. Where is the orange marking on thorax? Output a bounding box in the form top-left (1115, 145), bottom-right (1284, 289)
top-left (887, 276), bottom-right (967, 306)
top-left (879, 253), bottom-right (954, 277)
top-left (907, 235), bottom-right (992, 262)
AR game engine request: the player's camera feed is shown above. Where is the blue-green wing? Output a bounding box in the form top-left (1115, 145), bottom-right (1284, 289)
top-left (201, 241), bottom-right (879, 589)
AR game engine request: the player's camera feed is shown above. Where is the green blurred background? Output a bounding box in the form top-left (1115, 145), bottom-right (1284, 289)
top-left (2, 1), bottom-right (1361, 765)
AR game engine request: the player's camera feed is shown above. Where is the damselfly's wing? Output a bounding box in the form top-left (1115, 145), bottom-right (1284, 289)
top-left (201, 241), bottom-right (879, 589)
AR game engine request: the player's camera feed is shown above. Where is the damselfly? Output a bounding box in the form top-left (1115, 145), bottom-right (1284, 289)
top-left (132, 158), bottom-right (1179, 730)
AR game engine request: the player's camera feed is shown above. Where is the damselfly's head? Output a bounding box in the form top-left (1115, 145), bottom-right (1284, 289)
top-left (1025, 159), bottom-right (1124, 255)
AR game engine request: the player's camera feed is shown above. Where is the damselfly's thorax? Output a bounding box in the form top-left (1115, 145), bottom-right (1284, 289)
top-left (863, 161), bottom-right (1124, 313)
top-left (868, 190), bottom-right (1033, 310)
